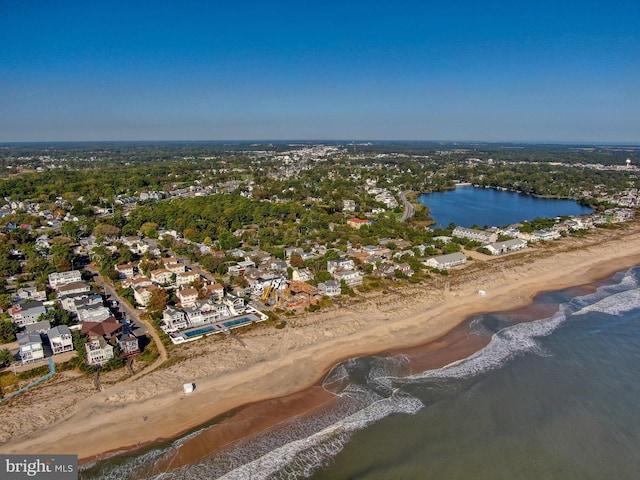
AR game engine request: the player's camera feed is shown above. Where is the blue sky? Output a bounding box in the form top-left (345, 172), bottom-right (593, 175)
top-left (1, 1), bottom-right (639, 142)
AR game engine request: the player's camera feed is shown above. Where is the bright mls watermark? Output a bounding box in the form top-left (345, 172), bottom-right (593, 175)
top-left (1, 455), bottom-right (77, 479)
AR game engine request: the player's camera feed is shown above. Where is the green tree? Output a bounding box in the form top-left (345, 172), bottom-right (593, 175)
top-left (0, 348), bottom-right (14, 367)
top-left (0, 318), bottom-right (18, 343)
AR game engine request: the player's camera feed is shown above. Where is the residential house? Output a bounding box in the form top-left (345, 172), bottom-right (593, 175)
top-left (115, 262), bottom-right (137, 279)
top-left (165, 262), bottom-right (186, 274)
top-left (57, 281), bottom-right (91, 297)
top-left (84, 336), bottom-right (115, 366)
top-left (396, 263), bottom-right (415, 277)
top-left (423, 252), bottom-right (467, 270)
top-left (48, 270), bottom-right (82, 288)
top-left (291, 268), bottom-right (314, 282)
top-left (318, 280), bottom-right (341, 297)
top-left (177, 288), bottom-right (199, 307)
top-left (150, 268), bottom-right (174, 285)
top-left (176, 271), bottom-right (200, 287)
top-left (223, 294), bottom-right (246, 314)
top-left (25, 320), bottom-right (51, 334)
top-left (343, 199), bottom-right (356, 212)
top-left (17, 332), bottom-right (44, 364)
top-left (116, 330), bottom-right (139, 357)
top-left (347, 218), bottom-right (372, 229)
top-left (47, 325), bottom-right (74, 355)
top-left (485, 239), bottom-right (528, 255)
top-left (228, 260), bottom-right (256, 276)
top-left (9, 301), bottom-right (46, 327)
top-left (14, 286), bottom-right (47, 303)
top-left (327, 258), bottom-right (355, 274)
top-left (333, 269), bottom-right (363, 286)
top-left (81, 317), bottom-right (122, 340)
top-left (452, 227), bottom-right (498, 244)
top-left (77, 306), bottom-right (113, 323)
top-left (203, 283), bottom-right (225, 301)
top-left (134, 285), bottom-right (156, 307)
top-left (162, 307), bottom-right (188, 333)
top-left (533, 229), bottom-right (561, 242)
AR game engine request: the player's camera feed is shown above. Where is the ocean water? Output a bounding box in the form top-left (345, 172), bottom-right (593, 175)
top-left (81, 267), bottom-right (640, 479)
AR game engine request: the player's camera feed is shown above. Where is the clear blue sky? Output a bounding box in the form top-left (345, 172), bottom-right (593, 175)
top-left (1, 0), bottom-right (638, 142)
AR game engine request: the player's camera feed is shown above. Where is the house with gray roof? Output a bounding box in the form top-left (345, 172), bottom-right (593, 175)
top-left (423, 252), bottom-right (467, 270)
top-left (48, 325), bottom-right (74, 355)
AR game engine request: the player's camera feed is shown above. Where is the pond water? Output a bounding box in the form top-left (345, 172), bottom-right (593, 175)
top-left (418, 185), bottom-right (593, 228)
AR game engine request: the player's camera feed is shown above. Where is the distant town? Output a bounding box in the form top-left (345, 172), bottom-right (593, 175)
top-left (0, 141), bottom-right (638, 398)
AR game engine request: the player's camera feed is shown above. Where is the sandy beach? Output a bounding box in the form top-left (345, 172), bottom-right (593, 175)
top-left (3, 221), bottom-right (640, 463)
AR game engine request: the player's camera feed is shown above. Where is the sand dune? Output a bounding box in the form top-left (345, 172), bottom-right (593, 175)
top-left (2, 222), bottom-right (640, 462)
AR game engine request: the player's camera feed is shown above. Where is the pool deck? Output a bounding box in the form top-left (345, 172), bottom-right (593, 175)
top-left (169, 311), bottom-right (266, 344)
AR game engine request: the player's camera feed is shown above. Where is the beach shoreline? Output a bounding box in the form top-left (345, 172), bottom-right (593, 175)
top-left (3, 223), bottom-right (640, 465)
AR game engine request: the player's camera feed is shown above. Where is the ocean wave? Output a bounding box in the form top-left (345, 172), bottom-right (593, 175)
top-left (573, 288), bottom-right (640, 317)
top-left (405, 306), bottom-right (570, 382)
top-left (180, 391), bottom-right (424, 480)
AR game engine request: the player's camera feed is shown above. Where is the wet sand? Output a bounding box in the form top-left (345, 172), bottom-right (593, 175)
top-left (3, 222), bottom-right (640, 464)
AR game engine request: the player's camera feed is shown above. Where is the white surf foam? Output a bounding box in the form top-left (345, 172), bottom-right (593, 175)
top-left (405, 305), bottom-right (570, 382)
top-left (573, 287), bottom-right (640, 317)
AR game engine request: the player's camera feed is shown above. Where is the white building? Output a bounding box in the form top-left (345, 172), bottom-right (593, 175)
top-left (48, 270), bottom-right (82, 289)
top-left (485, 239), bottom-right (528, 255)
top-left (18, 332), bottom-right (44, 364)
top-left (423, 252), bottom-right (467, 270)
top-left (47, 325), bottom-right (74, 355)
top-left (452, 227), bottom-right (497, 244)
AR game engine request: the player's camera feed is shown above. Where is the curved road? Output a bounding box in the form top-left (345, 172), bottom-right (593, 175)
top-left (400, 190), bottom-right (415, 222)
top-left (89, 267), bottom-right (168, 379)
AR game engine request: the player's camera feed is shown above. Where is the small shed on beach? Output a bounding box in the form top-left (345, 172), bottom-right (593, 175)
top-left (183, 383), bottom-right (195, 394)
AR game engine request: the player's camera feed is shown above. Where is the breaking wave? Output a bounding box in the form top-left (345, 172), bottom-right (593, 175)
top-left (82, 267), bottom-right (640, 480)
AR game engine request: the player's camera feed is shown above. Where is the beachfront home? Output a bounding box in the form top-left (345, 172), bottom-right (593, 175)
top-left (452, 227), bottom-right (498, 244)
top-left (17, 332), bottom-right (44, 364)
top-left (25, 320), bottom-right (51, 335)
top-left (317, 280), bottom-right (341, 297)
top-left (47, 325), bottom-right (74, 355)
top-left (333, 269), bottom-right (363, 286)
top-left (162, 307), bottom-right (188, 332)
top-left (84, 336), bottom-right (115, 366)
top-left (116, 331), bottom-right (139, 357)
top-left (423, 252), bottom-right (467, 270)
top-left (532, 229), bottom-right (561, 242)
top-left (485, 239), bottom-right (528, 255)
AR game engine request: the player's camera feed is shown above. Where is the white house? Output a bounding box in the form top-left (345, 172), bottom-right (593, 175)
top-left (177, 288), bottom-right (199, 307)
top-left (162, 306), bottom-right (188, 333)
top-left (150, 268), bottom-right (174, 285)
top-left (176, 271), bottom-right (200, 287)
top-left (9, 301), bottom-right (47, 327)
top-left (57, 281), bottom-right (92, 297)
top-left (134, 286), bottom-right (155, 307)
top-left (333, 269), bottom-right (363, 286)
top-left (318, 280), bottom-right (341, 297)
top-left (424, 252), bottom-right (467, 270)
top-left (48, 270), bottom-right (82, 288)
top-left (84, 336), bottom-right (114, 366)
top-left (485, 239), bottom-right (528, 255)
top-left (533, 229), bottom-right (561, 242)
top-left (452, 227), bottom-right (498, 244)
top-left (47, 325), bottom-right (74, 355)
top-left (327, 258), bottom-right (355, 274)
top-left (17, 332), bottom-right (44, 364)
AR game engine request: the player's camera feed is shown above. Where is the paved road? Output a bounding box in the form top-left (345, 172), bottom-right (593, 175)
top-left (400, 190), bottom-right (415, 222)
top-left (88, 267), bottom-right (168, 375)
